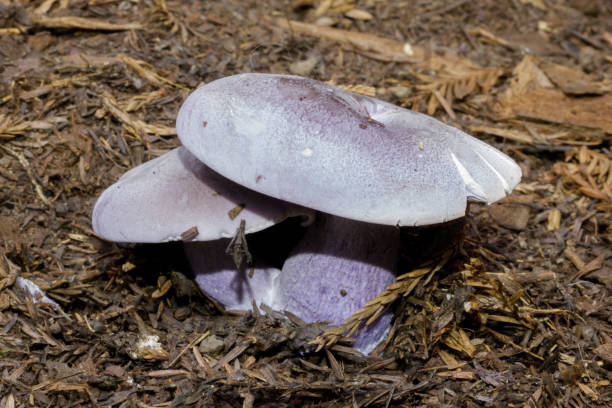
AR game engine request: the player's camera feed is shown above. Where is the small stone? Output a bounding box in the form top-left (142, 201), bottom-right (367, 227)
top-left (488, 203), bottom-right (530, 230)
top-left (390, 85), bottom-right (410, 99)
top-left (91, 319), bottom-right (106, 333)
top-left (289, 56), bottom-right (318, 77)
top-left (49, 321), bottom-right (62, 335)
top-left (199, 334), bottom-right (225, 355)
top-left (221, 38), bottom-right (236, 53)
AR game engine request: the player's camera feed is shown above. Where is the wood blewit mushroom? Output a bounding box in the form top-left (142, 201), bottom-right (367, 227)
top-left (92, 146), bottom-right (313, 310)
top-left (176, 74), bottom-right (522, 353)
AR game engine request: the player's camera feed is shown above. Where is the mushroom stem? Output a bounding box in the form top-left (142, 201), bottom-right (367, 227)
top-left (279, 214), bottom-right (399, 354)
top-left (185, 240), bottom-right (281, 311)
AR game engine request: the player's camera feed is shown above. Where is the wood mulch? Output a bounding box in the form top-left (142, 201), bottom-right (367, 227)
top-left (1, 0), bottom-right (610, 406)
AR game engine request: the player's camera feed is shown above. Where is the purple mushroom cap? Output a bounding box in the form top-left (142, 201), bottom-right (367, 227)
top-left (177, 74), bottom-right (521, 227)
top-left (175, 73), bottom-right (521, 354)
top-left (92, 146), bottom-right (313, 310)
top-left (92, 146), bottom-right (311, 243)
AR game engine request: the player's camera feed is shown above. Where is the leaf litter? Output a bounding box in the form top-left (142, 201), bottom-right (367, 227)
top-left (0, 0), bottom-right (610, 406)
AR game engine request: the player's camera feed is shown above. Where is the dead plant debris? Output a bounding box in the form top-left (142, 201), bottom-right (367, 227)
top-left (0, 0), bottom-right (610, 406)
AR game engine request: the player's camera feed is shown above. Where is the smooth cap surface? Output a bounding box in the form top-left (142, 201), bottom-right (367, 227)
top-left (92, 147), bottom-right (313, 243)
top-left (177, 74), bottom-right (522, 226)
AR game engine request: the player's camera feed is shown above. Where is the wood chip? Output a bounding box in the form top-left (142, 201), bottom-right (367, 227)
top-left (181, 226), bottom-right (199, 242)
top-left (488, 202), bottom-right (531, 230)
top-left (344, 9), bottom-right (374, 21)
top-left (273, 19), bottom-right (423, 63)
top-left (30, 13), bottom-right (142, 31)
top-left (539, 61), bottom-right (610, 95)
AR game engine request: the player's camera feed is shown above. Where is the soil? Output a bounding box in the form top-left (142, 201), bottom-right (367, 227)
top-left (1, 0), bottom-right (611, 407)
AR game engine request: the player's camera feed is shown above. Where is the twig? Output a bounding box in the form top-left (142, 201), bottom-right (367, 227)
top-left (273, 19), bottom-right (423, 63)
top-left (311, 250), bottom-right (453, 351)
top-left (167, 331), bottom-right (210, 368)
top-left (0, 145), bottom-right (52, 208)
top-left (30, 13), bottom-right (142, 31)
top-left (419, 0), bottom-right (470, 19)
top-left (118, 54), bottom-right (188, 90)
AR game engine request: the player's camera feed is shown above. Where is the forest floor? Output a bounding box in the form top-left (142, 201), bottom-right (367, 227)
top-left (0, 0), bottom-right (611, 407)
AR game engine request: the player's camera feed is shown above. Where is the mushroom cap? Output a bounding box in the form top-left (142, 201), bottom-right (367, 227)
top-left (92, 147), bottom-right (313, 243)
top-left (177, 74), bottom-right (521, 226)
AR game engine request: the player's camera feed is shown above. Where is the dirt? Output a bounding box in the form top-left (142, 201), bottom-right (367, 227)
top-left (1, 0), bottom-right (611, 407)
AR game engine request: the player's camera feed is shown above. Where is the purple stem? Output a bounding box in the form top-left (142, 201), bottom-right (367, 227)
top-left (279, 214), bottom-right (399, 354)
top-left (185, 240), bottom-right (281, 311)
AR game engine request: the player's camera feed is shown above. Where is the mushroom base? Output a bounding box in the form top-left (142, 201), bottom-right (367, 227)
top-left (185, 240), bottom-right (282, 311)
top-left (279, 214), bottom-right (400, 354)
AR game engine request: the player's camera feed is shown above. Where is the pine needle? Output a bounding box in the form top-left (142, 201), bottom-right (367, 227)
top-left (310, 249), bottom-right (454, 351)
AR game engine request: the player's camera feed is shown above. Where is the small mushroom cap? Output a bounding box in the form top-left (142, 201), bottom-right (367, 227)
top-left (92, 147), bottom-right (313, 243)
top-left (177, 74), bottom-right (522, 226)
